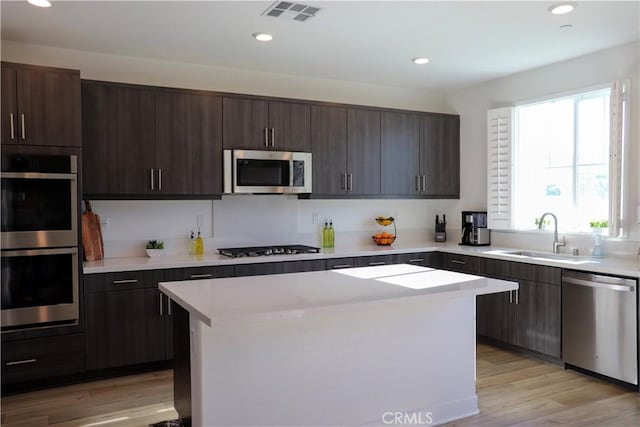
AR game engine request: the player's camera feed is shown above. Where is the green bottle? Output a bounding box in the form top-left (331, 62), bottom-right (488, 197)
top-left (328, 220), bottom-right (335, 248)
top-left (322, 221), bottom-right (330, 248)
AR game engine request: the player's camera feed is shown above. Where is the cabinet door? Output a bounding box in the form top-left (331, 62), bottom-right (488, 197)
top-left (326, 257), bottom-right (356, 270)
top-left (1, 66), bottom-right (18, 145)
top-left (82, 82), bottom-right (117, 195)
top-left (535, 282), bottom-right (561, 358)
top-left (421, 114), bottom-right (460, 198)
top-left (190, 94), bottom-right (223, 195)
top-left (311, 105), bottom-right (348, 195)
top-left (347, 108), bottom-right (381, 195)
top-left (441, 253), bottom-right (479, 273)
top-left (114, 86), bottom-right (156, 194)
top-left (476, 291), bottom-right (515, 344)
top-left (381, 112), bottom-right (420, 195)
top-left (222, 98), bottom-right (268, 150)
top-left (514, 280), bottom-right (537, 351)
top-left (85, 287), bottom-right (165, 370)
top-left (16, 67), bottom-right (81, 147)
top-left (155, 91), bottom-right (191, 194)
top-left (268, 101), bottom-right (310, 152)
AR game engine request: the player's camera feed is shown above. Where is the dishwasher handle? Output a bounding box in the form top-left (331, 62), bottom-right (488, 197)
top-left (563, 276), bottom-right (635, 292)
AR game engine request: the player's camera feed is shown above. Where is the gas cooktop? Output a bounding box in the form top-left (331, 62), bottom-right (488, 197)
top-left (218, 245), bottom-right (321, 258)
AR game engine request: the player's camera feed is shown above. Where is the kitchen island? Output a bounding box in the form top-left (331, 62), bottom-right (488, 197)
top-left (159, 264), bottom-right (518, 426)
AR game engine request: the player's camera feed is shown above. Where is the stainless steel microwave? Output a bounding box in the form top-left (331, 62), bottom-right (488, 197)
top-left (223, 150), bottom-right (312, 194)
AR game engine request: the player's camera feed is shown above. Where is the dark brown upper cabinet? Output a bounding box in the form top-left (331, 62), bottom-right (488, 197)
top-left (311, 106), bottom-right (381, 196)
top-left (222, 97), bottom-right (310, 152)
top-left (311, 104), bottom-right (348, 195)
top-left (155, 91), bottom-right (223, 195)
top-left (381, 111), bottom-right (420, 195)
top-left (82, 81), bottom-right (222, 198)
top-left (1, 62), bottom-right (81, 147)
top-left (420, 114), bottom-right (460, 198)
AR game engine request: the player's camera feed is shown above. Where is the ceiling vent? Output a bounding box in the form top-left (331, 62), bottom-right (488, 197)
top-left (262, 1), bottom-right (321, 22)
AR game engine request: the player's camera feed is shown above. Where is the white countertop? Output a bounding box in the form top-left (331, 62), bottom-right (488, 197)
top-left (84, 241), bottom-right (640, 278)
top-left (159, 264), bottom-right (518, 326)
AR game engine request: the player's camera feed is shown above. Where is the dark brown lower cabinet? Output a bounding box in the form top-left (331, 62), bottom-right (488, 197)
top-left (354, 254), bottom-right (395, 267)
top-left (394, 252), bottom-right (441, 268)
top-left (235, 260), bottom-right (326, 277)
top-left (473, 257), bottom-right (561, 359)
top-left (1, 334), bottom-right (85, 385)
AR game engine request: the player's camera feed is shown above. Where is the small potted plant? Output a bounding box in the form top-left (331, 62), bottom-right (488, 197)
top-left (589, 220), bottom-right (608, 234)
top-left (146, 240), bottom-right (166, 257)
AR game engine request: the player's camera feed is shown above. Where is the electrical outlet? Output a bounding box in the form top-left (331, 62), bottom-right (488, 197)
top-left (100, 217), bottom-right (110, 229)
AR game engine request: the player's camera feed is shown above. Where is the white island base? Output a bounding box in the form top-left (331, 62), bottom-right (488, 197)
top-left (160, 264), bottom-right (518, 426)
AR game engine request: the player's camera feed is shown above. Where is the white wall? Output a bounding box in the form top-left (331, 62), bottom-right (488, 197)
top-left (0, 40), bottom-right (449, 113)
top-left (444, 41), bottom-right (640, 252)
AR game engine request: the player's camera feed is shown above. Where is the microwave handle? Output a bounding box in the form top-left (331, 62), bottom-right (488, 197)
top-left (289, 159), bottom-right (294, 187)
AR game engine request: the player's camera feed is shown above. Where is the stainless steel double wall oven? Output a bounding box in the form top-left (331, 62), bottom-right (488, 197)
top-left (1, 153), bottom-right (80, 329)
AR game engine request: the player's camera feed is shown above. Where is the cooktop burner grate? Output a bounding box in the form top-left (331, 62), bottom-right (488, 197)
top-left (218, 245), bottom-right (321, 258)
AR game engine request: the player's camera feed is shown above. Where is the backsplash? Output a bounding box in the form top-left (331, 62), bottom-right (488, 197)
top-left (90, 197), bottom-right (459, 258)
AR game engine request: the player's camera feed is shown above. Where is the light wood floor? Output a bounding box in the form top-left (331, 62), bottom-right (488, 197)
top-left (1, 344), bottom-right (638, 426)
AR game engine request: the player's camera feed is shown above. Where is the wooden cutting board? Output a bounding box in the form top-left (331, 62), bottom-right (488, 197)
top-left (82, 201), bottom-right (104, 261)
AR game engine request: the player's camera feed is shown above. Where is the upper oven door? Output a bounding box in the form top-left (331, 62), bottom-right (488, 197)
top-left (224, 150), bottom-right (312, 194)
top-left (1, 155), bottom-right (78, 249)
top-left (1, 247), bottom-right (79, 329)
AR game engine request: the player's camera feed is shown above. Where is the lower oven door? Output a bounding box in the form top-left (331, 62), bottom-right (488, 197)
top-left (1, 247), bottom-right (79, 329)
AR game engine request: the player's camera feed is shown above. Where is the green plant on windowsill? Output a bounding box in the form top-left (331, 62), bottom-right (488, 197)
top-left (534, 217), bottom-right (551, 228)
top-left (589, 220), bottom-right (608, 229)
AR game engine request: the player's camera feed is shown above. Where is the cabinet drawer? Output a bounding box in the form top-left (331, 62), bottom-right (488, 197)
top-left (508, 262), bottom-right (561, 285)
top-left (235, 260), bottom-right (326, 277)
top-left (395, 252), bottom-right (441, 268)
top-left (483, 258), bottom-right (511, 279)
top-left (326, 257), bottom-right (356, 270)
top-left (441, 253), bottom-right (480, 273)
top-left (183, 265), bottom-right (235, 281)
top-left (2, 333), bottom-right (85, 384)
top-left (84, 271), bottom-right (146, 292)
top-left (355, 255), bottom-right (395, 267)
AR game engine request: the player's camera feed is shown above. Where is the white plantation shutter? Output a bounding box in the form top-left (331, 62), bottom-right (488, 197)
top-left (609, 80), bottom-right (629, 238)
top-left (487, 107), bottom-right (514, 230)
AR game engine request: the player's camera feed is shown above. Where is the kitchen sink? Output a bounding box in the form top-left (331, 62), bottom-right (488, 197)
top-left (484, 249), bottom-right (599, 265)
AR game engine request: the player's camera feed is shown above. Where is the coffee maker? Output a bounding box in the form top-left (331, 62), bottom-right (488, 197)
top-left (460, 211), bottom-right (490, 246)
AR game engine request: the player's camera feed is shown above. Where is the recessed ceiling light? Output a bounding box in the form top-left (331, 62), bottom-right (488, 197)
top-left (412, 57), bottom-right (429, 65)
top-left (252, 33), bottom-right (273, 42)
top-left (548, 2), bottom-right (576, 15)
top-left (27, 0), bottom-right (51, 7)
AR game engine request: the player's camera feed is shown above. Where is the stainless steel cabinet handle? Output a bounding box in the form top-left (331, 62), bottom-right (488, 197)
top-left (450, 259), bottom-right (466, 265)
top-left (515, 289), bottom-right (519, 304)
top-left (168, 298), bottom-right (172, 315)
top-left (6, 358), bottom-right (37, 366)
top-left (270, 128), bottom-right (275, 147)
top-left (9, 113), bottom-right (15, 140)
top-left (415, 175), bottom-right (420, 192)
top-left (190, 274), bottom-right (213, 279)
top-left (112, 279), bottom-right (138, 284)
top-left (341, 173), bottom-right (347, 191)
top-left (160, 293), bottom-right (163, 316)
top-left (150, 168), bottom-right (155, 190)
top-left (20, 113), bottom-right (25, 140)
top-left (409, 258), bottom-right (424, 263)
top-left (264, 128), bottom-right (269, 147)
top-left (331, 264), bottom-right (352, 269)
top-left (509, 290), bottom-right (513, 303)
top-left (158, 169), bottom-right (162, 191)
top-left (368, 261), bottom-right (386, 266)
top-left (421, 175), bottom-right (426, 192)
top-left (347, 173), bottom-right (353, 191)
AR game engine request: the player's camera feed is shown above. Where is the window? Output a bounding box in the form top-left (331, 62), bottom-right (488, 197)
top-left (514, 88), bottom-right (611, 233)
top-left (487, 81), bottom-right (628, 237)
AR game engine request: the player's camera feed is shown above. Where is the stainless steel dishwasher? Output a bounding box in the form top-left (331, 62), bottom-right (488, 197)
top-left (562, 270), bottom-right (638, 385)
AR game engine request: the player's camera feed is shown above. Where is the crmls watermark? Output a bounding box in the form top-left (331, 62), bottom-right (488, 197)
top-left (382, 411), bottom-right (433, 425)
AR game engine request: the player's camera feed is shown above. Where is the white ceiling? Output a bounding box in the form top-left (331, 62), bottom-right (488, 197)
top-left (1, 1), bottom-right (638, 90)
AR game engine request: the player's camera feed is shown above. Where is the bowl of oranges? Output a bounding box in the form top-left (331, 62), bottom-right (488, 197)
top-left (372, 231), bottom-right (395, 246)
top-left (373, 216), bottom-right (396, 245)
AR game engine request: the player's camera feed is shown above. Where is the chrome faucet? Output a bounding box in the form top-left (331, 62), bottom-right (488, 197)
top-left (538, 212), bottom-right (565, 254)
